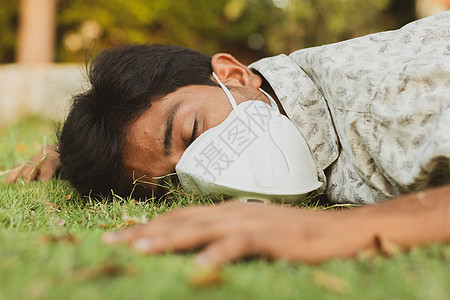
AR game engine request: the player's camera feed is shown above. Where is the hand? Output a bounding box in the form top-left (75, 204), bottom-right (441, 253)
top-left (102, 202), bottom-right (370, 266)
top-left (4, 145), bottom-right (61, 183)
top-left (102, 185), bottom-right (450, 267)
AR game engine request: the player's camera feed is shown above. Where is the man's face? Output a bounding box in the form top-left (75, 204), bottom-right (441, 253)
top-left (121, 83), bottom-right (269, 196)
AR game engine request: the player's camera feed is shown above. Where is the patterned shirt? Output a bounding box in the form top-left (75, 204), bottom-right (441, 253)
top-left (250, 11), bottom-right (450, 204)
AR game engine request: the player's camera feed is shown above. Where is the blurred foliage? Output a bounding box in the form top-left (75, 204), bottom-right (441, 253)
top-left (0, 0), bottom-right (415, 64)
top-left (0, 0), bottom-right (19, 63)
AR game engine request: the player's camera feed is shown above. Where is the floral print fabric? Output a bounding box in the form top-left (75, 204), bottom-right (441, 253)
top-left (250, 11), bottom-right (450, 204)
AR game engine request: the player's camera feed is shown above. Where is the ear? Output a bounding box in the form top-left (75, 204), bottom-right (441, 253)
top-left (211, 53), bottom-right (262, 89)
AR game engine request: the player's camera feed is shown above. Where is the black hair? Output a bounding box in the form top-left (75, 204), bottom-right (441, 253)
top-left (57, 44), bottom-right (216, 199)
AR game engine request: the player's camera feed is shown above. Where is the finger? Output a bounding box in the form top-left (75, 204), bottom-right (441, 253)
top-left (194, 228), bottom-right (310, 266)
top-left (194, 232), bottom-right (257, 267)
top-left (24, 149), bottom-right (54, 181)
top-left (129, 232), bottom-right (210, 255)
top-left (5, 164), bottom-right (25, 183)
top-left (22, 163), bottom-right (40, 182)
top-left (130, 218), bottom-right (237, 255)
top-left (101, 216), bottom-right (189, 245)
top-left (103, 210), bottom-right (230, 249)
top-left (102, 204), bottom-right (236, 245)
top-left (37, 160), bottom-right (59, 181)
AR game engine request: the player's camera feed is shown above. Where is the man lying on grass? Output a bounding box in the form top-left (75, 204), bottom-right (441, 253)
top-left (6, 11), bottom-right (450, 266)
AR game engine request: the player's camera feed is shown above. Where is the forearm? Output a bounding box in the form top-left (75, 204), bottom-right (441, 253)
top-left (347, 184), bottom-right (450, 250)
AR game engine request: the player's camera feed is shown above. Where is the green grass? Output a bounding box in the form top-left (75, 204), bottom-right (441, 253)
top-left (0, 116), bottom-right (449, 300)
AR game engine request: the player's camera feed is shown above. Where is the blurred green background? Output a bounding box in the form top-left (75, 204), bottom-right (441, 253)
top-left (0, 0), bottom-right (422, 65)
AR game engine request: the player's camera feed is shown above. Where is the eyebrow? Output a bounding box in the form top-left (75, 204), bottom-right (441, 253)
top-left (164, 102), bottom-right (182, 156)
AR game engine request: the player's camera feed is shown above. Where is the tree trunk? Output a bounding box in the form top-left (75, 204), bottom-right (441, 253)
top-left (16, 0), bottom-right (56, 64)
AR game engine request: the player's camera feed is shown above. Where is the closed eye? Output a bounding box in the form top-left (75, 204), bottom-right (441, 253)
top-left (189, 117), bottom-right (199, 145)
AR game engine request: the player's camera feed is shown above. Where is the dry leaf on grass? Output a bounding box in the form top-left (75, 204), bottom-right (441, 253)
top-left (312, 270), bottom-right (349, 294)
top-left (97, 223), bottom-right (115, 228)
top-left (358, 234), bottom-right (403, 259)
top-left (98, 219), bottom-right (141, 229)
top-left (73, 262), bottom-right (136, 281)
top-left (374, 234), bottom-right (402, 256)
top-left (189, 266), bottom-right (224, 288)
top-left (38, 233), bottom-right (79, 244)
top-left (117, 219), bottom-right (139, 229)
top-left (35, 198), bottom-right (60, 211)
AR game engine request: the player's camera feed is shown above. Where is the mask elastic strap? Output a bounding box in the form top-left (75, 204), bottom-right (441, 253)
top-left (259, 88), bottom-right (280, 113)
top-left (213, 72), bottom-right (279, 113)
top-left (212, 72), bottom-right (238, 111)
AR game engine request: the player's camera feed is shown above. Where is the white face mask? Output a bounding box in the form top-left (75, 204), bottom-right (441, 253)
top-left (175, 72), bottom-right (322, 203)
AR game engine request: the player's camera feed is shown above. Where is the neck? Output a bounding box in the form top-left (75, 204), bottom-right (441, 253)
top-left (252, 69), bottom-right (287, 116)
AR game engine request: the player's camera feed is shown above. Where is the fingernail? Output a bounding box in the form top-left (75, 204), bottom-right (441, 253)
top-left (102, 232), bottom-right (121, 244)
top-left (132, 238), bottom-right (153, 252)
top-left (194, 253), bottom-right (212, 267)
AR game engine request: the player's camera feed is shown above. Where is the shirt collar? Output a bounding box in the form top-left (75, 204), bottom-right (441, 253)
top-left (249, 54), bottom-right (340, 171)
